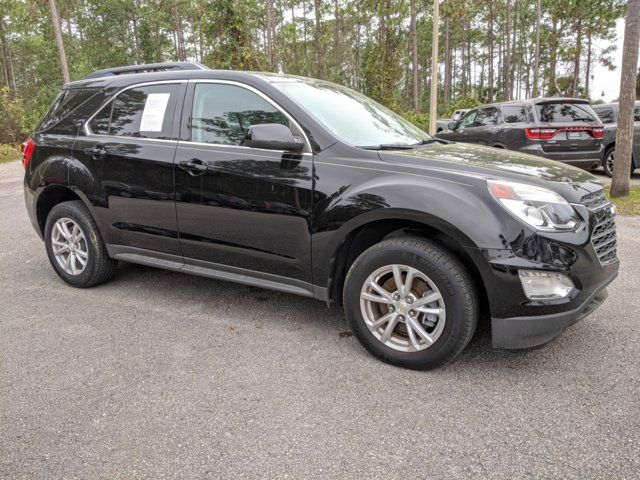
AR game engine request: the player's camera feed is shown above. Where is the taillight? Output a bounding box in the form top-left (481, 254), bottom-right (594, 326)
top-left (525, 128), bottom-right (558, 140)
top-left (21, 138), bottom-right (35, 170)
top-left (591, 127), bottom-right (604, 139)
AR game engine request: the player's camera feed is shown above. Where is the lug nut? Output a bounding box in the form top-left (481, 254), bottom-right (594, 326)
top-left (409, 310), bottom-right (416, 317)
top-left (406, 297), bottom-right (413, 304)
top-left (389, 306), bottom-right (395, 312)
top-left (398, 315), bottom-right (404, 321)
top-left (393, 294), bottom-right (400, 301)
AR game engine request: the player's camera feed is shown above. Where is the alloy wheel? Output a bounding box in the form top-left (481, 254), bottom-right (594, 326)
top-left (359, 264), bottom-right (446, 352)
top-left (51, 217), bottom-right (89, 275)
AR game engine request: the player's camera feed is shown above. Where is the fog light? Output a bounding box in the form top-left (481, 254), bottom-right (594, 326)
top-left (518, 270), bottom-right (574, 300)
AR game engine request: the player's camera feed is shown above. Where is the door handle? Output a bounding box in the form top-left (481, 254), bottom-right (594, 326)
top-left (84, 146), bottom-right (106, 158)
top-left (178, 158), bottom-right (208, 176)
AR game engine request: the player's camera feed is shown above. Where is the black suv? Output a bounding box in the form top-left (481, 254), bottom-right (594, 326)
top-left (23, 62), bottom-right (618, 369)
top-left (437, 99), bottom-right (605, 170)
top-left (591, 101), bottom-right (640, 177)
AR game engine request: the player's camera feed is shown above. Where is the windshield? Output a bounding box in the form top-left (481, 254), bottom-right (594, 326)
top-left (273, 80), bottom-right (429, 148)
top-left (535, 102), bottom-right (599, 124)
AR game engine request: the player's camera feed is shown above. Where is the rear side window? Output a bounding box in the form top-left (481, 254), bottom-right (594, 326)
top-left (593, 107), bottom-right (615, 124)
top-left (39, 88), bottom-right (99, 131)
top-left (476, 107), bottom-right (499, 126)
top-left (191, 83), bottom-right (289, 145)
top-left (502, 105), bottom-right (534, 123)
top-left (88, 83), bottom-right (180, 139)
top-left (536, 103), bottom-right (598, 124)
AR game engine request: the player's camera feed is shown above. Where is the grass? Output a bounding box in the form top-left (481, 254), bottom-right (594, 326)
top-left (0, 154), bottom-right (20, 164)
top-left (0, 144), bottom-right (20, 164)
top-left (606, 186), bottom-right (640, 216)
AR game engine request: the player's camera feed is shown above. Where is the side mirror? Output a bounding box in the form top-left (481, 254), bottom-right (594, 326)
top-left (447, 121), bottom-right (457, 131)
top-left (244, 123), bottom-right (305, 152)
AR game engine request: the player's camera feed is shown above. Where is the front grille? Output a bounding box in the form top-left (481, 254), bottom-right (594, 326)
top-left (591, 216), bottom-right (617, 264)
top-left (581, 189), bottom-right (609, 210)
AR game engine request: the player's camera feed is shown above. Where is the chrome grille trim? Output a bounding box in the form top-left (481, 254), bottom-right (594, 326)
top-left (591, 216), bottom-right (618, 265)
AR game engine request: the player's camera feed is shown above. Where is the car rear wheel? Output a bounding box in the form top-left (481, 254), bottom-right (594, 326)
top-left (603, 146), bottom-right (635, 178)
top-left (343, 237), bottom-right (478, 369)
top-left (44, 200), bottom-right (117, 288)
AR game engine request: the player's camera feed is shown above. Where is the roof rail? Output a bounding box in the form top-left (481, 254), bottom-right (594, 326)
top-left (83, 61), bottom-right (209, 80)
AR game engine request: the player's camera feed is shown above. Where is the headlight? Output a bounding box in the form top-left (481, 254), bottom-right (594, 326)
top-left (487, 180), bottom-right (580, 231)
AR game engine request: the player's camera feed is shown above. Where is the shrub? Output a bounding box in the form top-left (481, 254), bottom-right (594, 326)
top-left (0, 143), bottom-right (21, 162)
top-left (0, 87), bottom-right (29, 144)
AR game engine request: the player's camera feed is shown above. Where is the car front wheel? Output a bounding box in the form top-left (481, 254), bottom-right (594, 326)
top-left (343, 237), bottom-right (478, 369)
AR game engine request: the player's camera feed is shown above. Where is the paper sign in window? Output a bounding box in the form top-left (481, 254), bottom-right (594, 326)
top-left (139, 93), bottom-right (171, 132)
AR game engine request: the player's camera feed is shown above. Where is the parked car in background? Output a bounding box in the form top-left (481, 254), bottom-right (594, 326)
top-left (435, 109), bottom-right (469, 133)
top-left (437, 98), bottom-right (604, 170)
top-left (591, 101), bottom-right (640, 177)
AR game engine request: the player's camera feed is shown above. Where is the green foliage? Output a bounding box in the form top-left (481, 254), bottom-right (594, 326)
top-left (0, 143), bottom-right (21, 163)
top-left (0, 87), bottom-right (29, 143)
top-left (400, 111), bottom-right (429, 132)
top-left (0, 0), bottom-right (628, 143)
top-left (442, 96), bottom-right (483, 118)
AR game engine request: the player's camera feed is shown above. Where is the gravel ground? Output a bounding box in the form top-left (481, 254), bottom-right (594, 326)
top-left (1, 160), bottom-right (639, 479)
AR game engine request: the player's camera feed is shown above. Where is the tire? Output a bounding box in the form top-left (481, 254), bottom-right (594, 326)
top-left (602, 147), bottom-right (615, 178)
top-left (44, 200), bottom-right (117, 288)
top-left (343, 237), bottom-right (478, 370)
top-left (602, 146), bottom-right (635, 178)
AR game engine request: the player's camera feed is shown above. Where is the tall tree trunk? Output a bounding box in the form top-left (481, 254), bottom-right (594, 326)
top-left (173, 1), bottom-right (186, 61)
top-left (266, 0), bottom-right (276, 70)
top-left (532, 0), bottom-right (541, 97)
top-left (410, 0), bottom-right (419, 111)
top-left (503, 0), bottom-right (511, 100)
top-left (585, 30), bottom-right (592, 99)
top-left (444, 15), bottom-right (451, 105)
top-left (488, 0), bottom-right (494, 102)
top-left (49, 0), bottom-right (70, 84)
top-left (572, 19), bottom-right (582, 97)
top-left (0, 17), bottom-right (15, 92)
top-left (611, 0), bottom-right (640, 197)
top-left (314, 0), bottom-right (323, 78)
top-left (548, 17), bottom-right (559, 96)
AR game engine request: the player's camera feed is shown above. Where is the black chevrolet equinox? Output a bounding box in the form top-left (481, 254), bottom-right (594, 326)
top-left (23, 62), bottom-right (619, 369)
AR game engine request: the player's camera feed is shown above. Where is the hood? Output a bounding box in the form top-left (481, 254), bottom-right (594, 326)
top-left (379, 142), bottom-right (604, 201)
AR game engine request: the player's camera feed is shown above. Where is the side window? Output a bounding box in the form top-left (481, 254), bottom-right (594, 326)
top-left (502, 105), bottom-right (534, 123)
top-left (476, 107), bottom-right (499, 127)
top-left (458, 110), bottom-right (478, 129)
top-left (594, 107), bottom-right (615, 124)
top-left (90, 103), bottom-right (111, 135)
top-left (191, 83), bottom-right (289, 145)
top-left (97, 84), bottom-right (180, 139)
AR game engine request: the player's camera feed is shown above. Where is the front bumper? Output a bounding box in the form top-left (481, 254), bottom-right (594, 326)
top-left (492, 281), bottom-right (613, 349)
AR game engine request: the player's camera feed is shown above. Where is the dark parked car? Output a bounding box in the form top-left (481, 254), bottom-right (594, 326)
top-left (23, 62), bottom-right (618, 369)
top-left (591, 101), bottom-right (640, 177)
top-left (437, 98), bottom-right (605, 170)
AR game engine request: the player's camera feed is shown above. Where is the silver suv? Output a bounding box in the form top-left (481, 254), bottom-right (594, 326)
top-left (437, 98), bottom-right (604, 170)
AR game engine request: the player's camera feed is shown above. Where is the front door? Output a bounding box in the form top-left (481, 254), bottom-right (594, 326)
top-left (174, 81), bottom-right (314, 282)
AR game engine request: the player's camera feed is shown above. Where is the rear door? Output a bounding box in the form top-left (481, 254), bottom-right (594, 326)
top-left (73, 81), bottom-right (185, 255)
top-left (534, 101), bottom-right (602, 155)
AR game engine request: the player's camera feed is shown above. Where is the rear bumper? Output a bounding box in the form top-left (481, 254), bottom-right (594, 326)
top-left (519, 145), bottom-right (604, 169)
top-left (491, 282), bottom-right (612, 349)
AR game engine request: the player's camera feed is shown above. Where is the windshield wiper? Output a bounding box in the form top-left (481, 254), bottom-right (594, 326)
top-left (358, 144), bottom-right (416, 150)
top-left (358, 139), bottom-right (439, 150)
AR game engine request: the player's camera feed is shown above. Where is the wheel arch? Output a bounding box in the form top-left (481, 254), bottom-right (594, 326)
top-left (35, 185), bottom-right (97, 236)
top-left (325, 211), bottom-right (490, 320)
